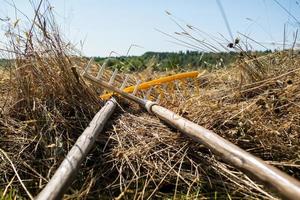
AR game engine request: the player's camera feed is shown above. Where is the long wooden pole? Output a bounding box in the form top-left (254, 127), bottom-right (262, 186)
top-left (36, 98), bottom-right (117, 200)
top-left (84, 73), bottom-right (300, 200)
top-left (149, 104), bottom-right (300, 200)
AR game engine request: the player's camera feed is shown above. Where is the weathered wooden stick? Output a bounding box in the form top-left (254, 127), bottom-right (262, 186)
top-left (84, 72), bottom-right (300, 199)
top-left (148, 103), bottom-right (300, 200)
top-left (36, 98), bottom-right (117, 200)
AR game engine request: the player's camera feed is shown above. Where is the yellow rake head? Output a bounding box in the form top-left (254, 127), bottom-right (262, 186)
top-left (81, 58), bottom-right (205, 104)
top-left (100, 71), bottom-right (201, 100)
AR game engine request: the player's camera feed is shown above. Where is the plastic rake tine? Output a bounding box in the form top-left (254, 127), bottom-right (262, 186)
top-left (108, 68), bottom-right (118, 85)
top-left (120, 74), bottom-right (129, 90)
top-left (99, 71), bottom-right (201, 100)
top-left (132, 80), bottom-right (141, 95)
top-left (144, 87), bottom-right (153, 100)
top-left (162, 83), bottom-right (168, 94)
top-left (81, 57), bottom-right (94, 76)
top-left (156, 94), bottom-right (161, 104)
top-left (96, 62), bottom-right (106, 79)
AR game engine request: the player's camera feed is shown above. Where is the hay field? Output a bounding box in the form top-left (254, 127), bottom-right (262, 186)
top-left (0, 1), bottom-right (300, 200)
top-left (1, 49), bottom-right (300, 199)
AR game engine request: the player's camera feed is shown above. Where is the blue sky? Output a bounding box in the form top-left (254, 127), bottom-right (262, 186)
top-left (0, 0), bottom-right (299, 56)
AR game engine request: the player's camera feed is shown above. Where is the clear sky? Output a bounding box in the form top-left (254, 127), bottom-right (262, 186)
top-left (0, 0), bottom-right (299, 56)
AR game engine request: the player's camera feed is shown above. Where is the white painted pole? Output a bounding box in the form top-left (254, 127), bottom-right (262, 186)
top-left (36, 98), bottom-right (117, 200)
top-left (148, 103), bottom-right (300, 200)
top-left (84, 72), bottom-right (300, 200)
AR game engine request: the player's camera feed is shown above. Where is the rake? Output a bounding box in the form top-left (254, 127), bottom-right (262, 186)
top-left (37, 58), bottom-right (300, 200)
top-left (36, 60), bottom-right (203, 200)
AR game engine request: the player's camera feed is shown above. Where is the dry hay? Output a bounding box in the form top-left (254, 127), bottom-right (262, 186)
top-left (0, 1), bottom-right (300, 199)
top-left (103, 51), bottom-right (300, 199)
top-left (0, 1), bottom-right (101, 199)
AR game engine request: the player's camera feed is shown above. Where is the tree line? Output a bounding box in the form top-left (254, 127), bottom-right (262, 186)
top-left (93, 50), bottom-right (271, 72)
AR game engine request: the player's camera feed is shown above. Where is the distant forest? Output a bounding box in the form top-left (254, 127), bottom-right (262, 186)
top-left (93, 50), bottom-right (272, 72)
top-left (0, 50), bottom-right (273, 71)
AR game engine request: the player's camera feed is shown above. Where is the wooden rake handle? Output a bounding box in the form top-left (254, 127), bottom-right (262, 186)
top-left (149, 103), bottom-right (300, 200)
top-left (84, 71), bottom-right (300, 199)
top-left (36, 98), bottom-right (117, 200)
